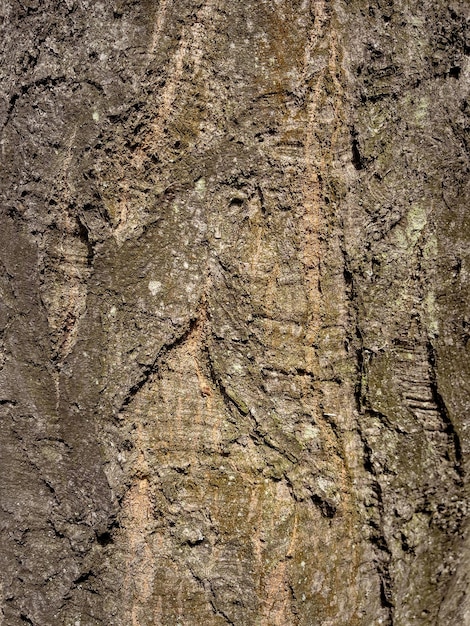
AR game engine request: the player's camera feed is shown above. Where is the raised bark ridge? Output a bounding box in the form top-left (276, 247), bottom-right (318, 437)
top-left (0, 1), bottom-right (468, 624)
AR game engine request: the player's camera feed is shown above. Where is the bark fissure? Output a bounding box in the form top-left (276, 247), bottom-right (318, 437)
top-left (426, 340), bottom-right (464, 478)
top-left (116, 315), bottom-right (200, 415)
top-left (2, 0), bottom-right (468, 623)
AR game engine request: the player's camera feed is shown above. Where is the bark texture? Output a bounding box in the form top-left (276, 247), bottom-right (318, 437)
top-left (1, 1), bottom-right (469, 624)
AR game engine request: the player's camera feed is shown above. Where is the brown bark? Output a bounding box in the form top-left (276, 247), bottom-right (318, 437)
top-left (1, 1), bottom-right (469, 624)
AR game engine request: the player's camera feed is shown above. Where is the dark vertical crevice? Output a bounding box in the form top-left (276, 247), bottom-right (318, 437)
top-left (350, 126), bottom-right (365, 170)
top-left (357, 424), bottom-right (395, 624)
top-left (340, 242), bottom-right (395, 624)
top-left (426, 340), bottom-right (464, 479)
top-left (76, 215), bottom-right (95, 267)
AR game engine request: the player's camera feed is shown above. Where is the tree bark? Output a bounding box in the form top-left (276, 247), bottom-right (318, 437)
top-left (1, 1), bottom-right (469, 624)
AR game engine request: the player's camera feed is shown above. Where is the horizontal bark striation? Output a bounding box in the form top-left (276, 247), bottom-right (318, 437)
top-left (0, 0), bottom-right (468, 624)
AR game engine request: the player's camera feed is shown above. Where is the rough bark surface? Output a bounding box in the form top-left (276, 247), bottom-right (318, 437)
top-left (1, 1), bottom-right (469, 625)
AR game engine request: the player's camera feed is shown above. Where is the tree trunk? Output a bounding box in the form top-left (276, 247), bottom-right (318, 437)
top-left (1, 1), bottom-right (468, 624)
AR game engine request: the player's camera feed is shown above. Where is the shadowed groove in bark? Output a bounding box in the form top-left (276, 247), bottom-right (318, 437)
top-left (1, 0), bottom-right (468, 623)
top-left (116, 316), bottom-right (200, 414)
top-left (426, 339), bottom-right (464, 478)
